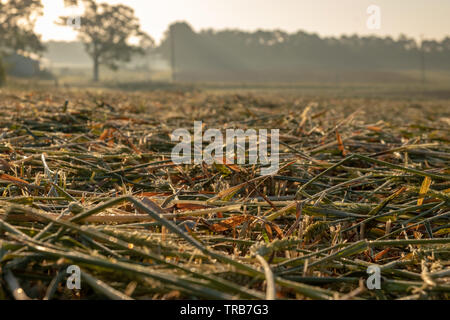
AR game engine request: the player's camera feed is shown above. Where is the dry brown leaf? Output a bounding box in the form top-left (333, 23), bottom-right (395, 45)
top-left (210, 215), bottom-right (251, 232)
top-left (336, 130), bottom-right (347, 156)
top-left (0, 173), bottom-right (29, 185)
top-left (271, 223), bottom-right (283, 239)
top-left (264, 223), bottom-right (273, 241)
top-left (367, 126), bottom-right (383, 132)
top-left (175, 203), bottom-right (210, 211)
top-left (374, 248), bottom-right (390, 262)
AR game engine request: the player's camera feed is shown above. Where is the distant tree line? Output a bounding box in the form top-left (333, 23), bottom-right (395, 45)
top-left (158, 22), bottom-right (450, 82)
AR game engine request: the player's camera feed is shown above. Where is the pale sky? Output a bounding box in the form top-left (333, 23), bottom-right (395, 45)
top-left (35, 0), bottom-right (450, 43)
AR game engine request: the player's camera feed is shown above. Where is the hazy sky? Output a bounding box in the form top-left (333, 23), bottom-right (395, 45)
top-left (35, 0), bottom-right (450, 43)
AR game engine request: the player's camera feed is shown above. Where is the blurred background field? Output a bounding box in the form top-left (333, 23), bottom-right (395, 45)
top-left (0, 0), bottom-right (449, 301)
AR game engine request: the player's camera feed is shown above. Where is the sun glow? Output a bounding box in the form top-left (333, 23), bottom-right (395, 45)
top-left (34, 0), bottom-right (450, 44)
top-left (34, 0), bottom-right (80, 41)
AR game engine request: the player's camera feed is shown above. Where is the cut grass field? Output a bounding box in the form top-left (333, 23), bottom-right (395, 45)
top-left (0, 86), bottom-right (449, 300)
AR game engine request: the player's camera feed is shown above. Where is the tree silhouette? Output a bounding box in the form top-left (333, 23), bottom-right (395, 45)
top-left (0, 0), bottom-right (45, 85)
top-left (59, 0), bottom-right (153, 82)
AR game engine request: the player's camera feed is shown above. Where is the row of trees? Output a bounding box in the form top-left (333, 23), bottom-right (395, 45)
top-left (158, 22), bottom-right (450, 81)
top-left (1, 1), bottom-right (449, 84)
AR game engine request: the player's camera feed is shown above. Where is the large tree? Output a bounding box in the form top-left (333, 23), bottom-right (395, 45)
top-left (0, 0), bottom-right (45, 85)
top-left (60, 0), bottom-right (153, 82)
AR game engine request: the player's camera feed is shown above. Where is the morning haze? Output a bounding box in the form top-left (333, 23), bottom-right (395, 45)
top-left (36, 0), bottom-right (450, 43)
